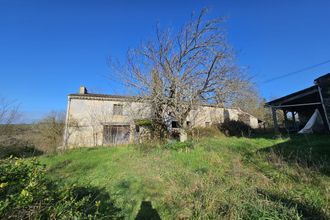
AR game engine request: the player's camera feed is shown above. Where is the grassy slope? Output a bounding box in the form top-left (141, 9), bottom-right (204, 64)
top-left (39, 135), bottom-right (330, 219)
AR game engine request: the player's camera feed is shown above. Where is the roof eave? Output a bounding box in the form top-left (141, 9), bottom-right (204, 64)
top-left (265, 85), bottom-right (318, 106)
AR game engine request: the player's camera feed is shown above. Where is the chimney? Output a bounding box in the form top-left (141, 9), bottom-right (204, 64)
top-left (79, 86), bottom-right (88, 94)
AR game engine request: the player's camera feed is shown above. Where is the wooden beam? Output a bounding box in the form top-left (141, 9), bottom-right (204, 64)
top-left (283, 110), bottom-right (288, 129)
top-left (272, 88), bottom-right (318, 105)
top-left (269, 102), bottom-right (321, 108)
top-left (272, 107), bottom-right (279, 134)
top-left (317, 86), bottom-right (330, 131)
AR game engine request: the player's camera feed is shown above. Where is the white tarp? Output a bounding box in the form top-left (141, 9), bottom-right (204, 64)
top-left (298, 109), bottom-right (324, 134)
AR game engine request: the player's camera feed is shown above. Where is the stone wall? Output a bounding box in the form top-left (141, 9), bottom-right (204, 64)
top-left (63, 96), bottom-right (259, 148)
top-left (64, 97), bottom-right (151, 148)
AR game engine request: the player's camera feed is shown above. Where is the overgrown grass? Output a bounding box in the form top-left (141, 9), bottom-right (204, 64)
top-left (39, 135), bottom-right (330, 219)
top-left (0, 157), bottom-right (122, 219)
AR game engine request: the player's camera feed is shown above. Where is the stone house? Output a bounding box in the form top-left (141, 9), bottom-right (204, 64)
top-left (63, 87), bottom-right (259, 148)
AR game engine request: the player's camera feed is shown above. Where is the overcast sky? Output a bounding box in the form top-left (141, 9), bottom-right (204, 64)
top-left (1, 0), bottom-right (330, 122)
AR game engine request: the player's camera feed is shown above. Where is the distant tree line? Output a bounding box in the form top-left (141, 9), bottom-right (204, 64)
top-left (0, 96), bottom-right (65, 156)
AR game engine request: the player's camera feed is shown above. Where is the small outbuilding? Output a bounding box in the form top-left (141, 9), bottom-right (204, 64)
top-left (265, 73), bottom-right (330, 133)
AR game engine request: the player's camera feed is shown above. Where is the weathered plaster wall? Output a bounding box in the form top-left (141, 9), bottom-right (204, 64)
top-left (65, 98), bottom-right (151, 148)
top-left (64, 97), bottom-right (259, 148)
top-left (187, 106), bottom-right (224, 127)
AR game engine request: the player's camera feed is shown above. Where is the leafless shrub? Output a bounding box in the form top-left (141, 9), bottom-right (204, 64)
top-left (0, 96), bottom-right (20, 136)
top-left (33, 111), bottom-right (65, 152)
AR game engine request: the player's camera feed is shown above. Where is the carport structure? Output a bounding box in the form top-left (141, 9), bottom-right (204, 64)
top-left (265, 73), bottom-right (330, 133)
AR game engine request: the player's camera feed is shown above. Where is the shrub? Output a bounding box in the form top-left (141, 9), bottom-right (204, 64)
top-left (219, 120), bottom-right (253, 137)
top-left (33, 111), bottom-right (65, 153)
top-left (0, 137), bottom-right (43, 159)
top-left (170, 129), bottom-right (181, 140)
top-left (134, 118), bottom-right (153, 127)
top-left (0, 157), bottom-right (121, 219)
top-left (189, 126), bottom-right (223, 139)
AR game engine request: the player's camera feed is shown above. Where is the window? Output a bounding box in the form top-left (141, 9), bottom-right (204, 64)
top-left (205, 122), bottom-right (210, 127)
top-left (171, 121), bottom-right (179, 128)
top-left (113, 104), bottom-right (123, 115)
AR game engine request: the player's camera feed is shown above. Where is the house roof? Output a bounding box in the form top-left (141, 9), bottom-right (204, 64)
top-left (265, 85), bottom-right (319, 106)
top-left (314, 72), bottom-right (330, 82)
top-left (314, 73), bottom-right (330, 85)
top-left (69, 92), bottom-right (232, 107)
top-left (265, 72), bottom-right (330, 107)
top-left (69, 93), bottom-right (138, 100)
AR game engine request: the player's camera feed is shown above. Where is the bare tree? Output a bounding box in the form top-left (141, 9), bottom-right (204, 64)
top-left (0, 96), bottom-right (20, 135)
top-left (228, 82), bottom-right (264, 117)
top-left (110, 9), bottom-right (249, 138)
top-left (34, 111), bottom-right (65, 152)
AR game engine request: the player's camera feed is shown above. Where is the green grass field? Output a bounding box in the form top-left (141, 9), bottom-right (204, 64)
top-left (39, 135), bottom-right (330, 219)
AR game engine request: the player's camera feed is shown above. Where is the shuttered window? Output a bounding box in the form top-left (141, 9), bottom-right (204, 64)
top-left (113, 104), bottom-right (123, 115)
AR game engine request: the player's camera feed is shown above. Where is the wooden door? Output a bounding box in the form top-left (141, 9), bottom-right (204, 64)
top-left (103, 125), bottom-right (130, 145)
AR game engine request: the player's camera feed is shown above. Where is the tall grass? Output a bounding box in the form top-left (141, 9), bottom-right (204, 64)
top-left (38, 135), bottom-right (330, 219)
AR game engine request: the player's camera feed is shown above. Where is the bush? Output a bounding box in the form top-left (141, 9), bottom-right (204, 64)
top-left (219, 120), bottom-right (253, 137)
top-left (169, 129), bottom-right (181, 140)
top-left (134, 118), bottom-right (153, 127)
top-left (0, 137), bottom-right (43, 159)
top-left (189, 126), bottom-right (224, 139)
top-left (0, 157), bottom-right (121, 219)
top-left (164, 140), bottom-right (194, 151)
top-left (33, 111), bottom-right (65, 153)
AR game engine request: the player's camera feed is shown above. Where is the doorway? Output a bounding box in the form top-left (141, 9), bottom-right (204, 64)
top-left (103, 125), bottom-right (130, 145)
